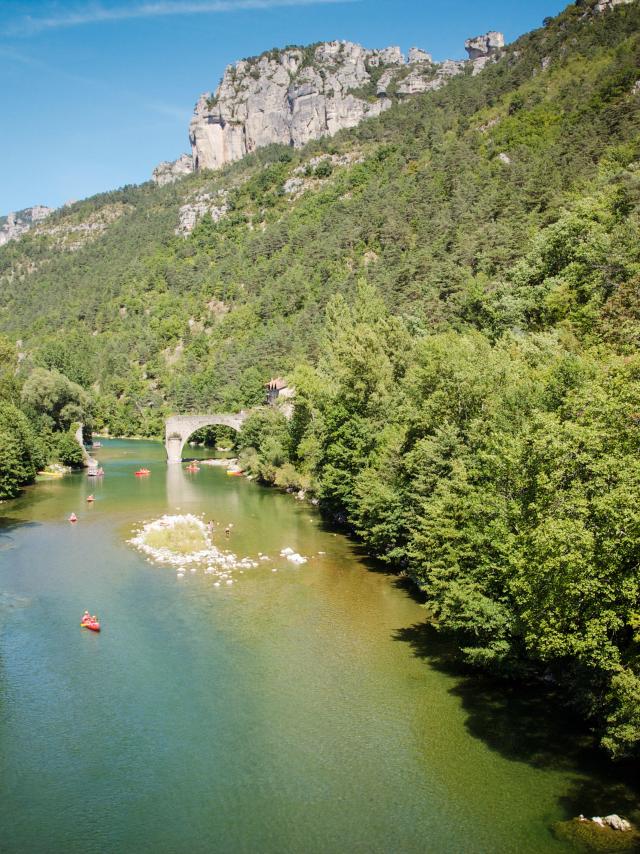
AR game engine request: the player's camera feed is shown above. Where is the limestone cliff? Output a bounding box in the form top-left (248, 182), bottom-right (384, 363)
top-left (464, 31), bottom-right (505, 60)
top-left (0, 205), bottom-right (55, 246)
top-left (186, 32), bottom-right (504, 172)
top-left (595, 0), bottom-right (634, 11)
top-left (152, 153), bottom-right (195, 185)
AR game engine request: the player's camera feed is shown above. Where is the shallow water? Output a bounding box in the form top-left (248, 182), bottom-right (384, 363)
top-left (0, 439), bottom-right (636, 853)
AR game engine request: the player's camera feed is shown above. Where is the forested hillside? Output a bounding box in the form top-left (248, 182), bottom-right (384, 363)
top-left (1, 0), bottom-right (639, 756)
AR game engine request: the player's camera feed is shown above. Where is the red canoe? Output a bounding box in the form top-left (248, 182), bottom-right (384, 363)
top-left (81, 620), bottom-right (101, 632)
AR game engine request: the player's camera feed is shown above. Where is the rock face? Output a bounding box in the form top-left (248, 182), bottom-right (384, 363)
top-left (0, 205), bottom-right (55, 246)
top-left (187, 33), bottom-right (504, 172)
top-left (282, 151), bottom-right (364, 199)
top-left (37, 203), bottom-right (130, 251)
top-left (188, 41), bottom-right (393, 171)
top-left (465, 31), bottom-right (505, 75)
top-left (390, 59), bottom-right (467, 97)
top-left (464, 31), bottom-right (505, 60)
top-left (176, 190), bottom-right (228, 236)
top-left (595, 0), bottom-right (634, 11)
top-left (152, 153), bottom-right (194, 185)
top-left (408, 47), bottom-right (433, 64)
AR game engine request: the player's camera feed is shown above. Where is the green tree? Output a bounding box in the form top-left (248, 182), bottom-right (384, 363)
top-left (0, 402), bottom-right (40, 497)
top-left (55, 431), bottom-right (85, 468)
top-left (21, 368), bottom-right (90, 431)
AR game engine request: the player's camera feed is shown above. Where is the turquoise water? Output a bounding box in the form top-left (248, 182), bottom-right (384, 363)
top-left (0, 440), bottom-right (636, 853)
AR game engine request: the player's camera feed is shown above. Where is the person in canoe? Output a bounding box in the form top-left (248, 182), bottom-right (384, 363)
top-left (87, 495), bottom-right (95, 503)
top-left (69, 513), bottom-right (78, 523)
top-left (81, 612), bottom-right (101, 631)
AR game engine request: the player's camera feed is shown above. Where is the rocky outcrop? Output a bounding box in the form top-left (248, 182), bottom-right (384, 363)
top-left (465, 31), bottom-right (505, 75)
top-left (176, 189), bottom-right (228, 236)
top-left (407, 47), bottom-right (432, 64)
top-left (0, 203), bottom-right (129, 259)
top-left (37, 203), bottom-right (131, 251)
top-left (602, 815), bottom-right (632, 832)
top-left (0, 205), bottom-right (55, 246)
top-left (578, 814), bottom-right (633, 832)
top-left (595, 0), bottom-right (634, 12)
top-left (390, 60), bottom-right (467, 97)
top-left (152, 153), bottom-right (194, 185)
top-left (189, 41), bottom-right (392, 171)
top-left (464, 31), bottom-right (505, 60)
top-left (282, 151), bottom-right (364, 199)
top-left (23, 205), bottom-right (52, 223)
top-left (187, 33), bottom-right (505, 173)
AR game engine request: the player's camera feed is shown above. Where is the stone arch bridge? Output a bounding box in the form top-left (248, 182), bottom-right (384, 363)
top-left (165, 412), bottom-right (249, 463)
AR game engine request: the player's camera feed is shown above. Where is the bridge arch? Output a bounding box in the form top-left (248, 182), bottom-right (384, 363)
top-left (165, 413), bottom-right (248, 463)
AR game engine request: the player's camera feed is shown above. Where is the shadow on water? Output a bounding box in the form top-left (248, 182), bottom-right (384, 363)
top-left (301, 502), bottom-right (640, 827)
top-left (0, 516), bottom-right (39, 551)
top-left (394, 620), bottom-right (640, 826)
top-left (0, 518), bottom-right (37, 614)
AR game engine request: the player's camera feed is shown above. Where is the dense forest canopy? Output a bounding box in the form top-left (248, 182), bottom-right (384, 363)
top-left (1, 0), bottom-right (639, 757)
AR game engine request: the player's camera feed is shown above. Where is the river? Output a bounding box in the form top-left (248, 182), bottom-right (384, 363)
top-left (0, 439), bottom-right (637, 853)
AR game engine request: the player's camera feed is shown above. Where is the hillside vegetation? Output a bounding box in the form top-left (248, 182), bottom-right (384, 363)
top-left (1, 0), bottom-right (640, 757)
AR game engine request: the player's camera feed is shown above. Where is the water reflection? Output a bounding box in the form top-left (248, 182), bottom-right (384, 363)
top-left (165, 459), bottom-right (199, 508)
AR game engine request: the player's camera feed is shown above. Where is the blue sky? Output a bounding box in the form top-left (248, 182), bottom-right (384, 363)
top-left (1, 0), bottom-right (568, 212)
